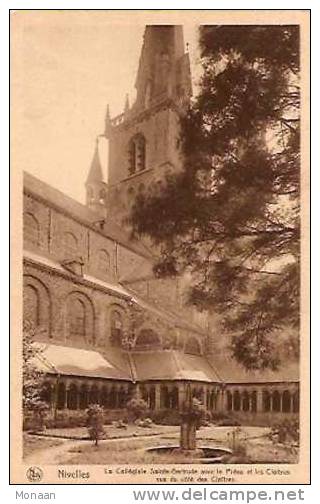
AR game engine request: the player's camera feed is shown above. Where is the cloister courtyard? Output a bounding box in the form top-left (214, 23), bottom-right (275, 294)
top-left (24, 423), bottom-right (299, 466)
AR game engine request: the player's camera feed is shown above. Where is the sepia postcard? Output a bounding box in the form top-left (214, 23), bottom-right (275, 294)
top-left (10, 9), bottom-right (310, 484)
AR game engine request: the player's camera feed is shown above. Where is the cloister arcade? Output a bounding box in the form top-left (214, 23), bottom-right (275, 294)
top-left (40, 377), bottom-right (299, 416)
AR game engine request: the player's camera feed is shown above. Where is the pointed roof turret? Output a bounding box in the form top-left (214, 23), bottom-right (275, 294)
top-left (86, 137), bottom-right (104, 185)
top-left (104, 104), bottom-right (111, 138)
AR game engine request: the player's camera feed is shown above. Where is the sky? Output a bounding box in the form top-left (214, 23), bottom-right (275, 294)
top-left (12, 11), bottom-right (201, 203)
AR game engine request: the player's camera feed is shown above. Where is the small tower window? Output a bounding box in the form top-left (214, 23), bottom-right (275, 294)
top-left (128, 134), bottom-right (146, 175)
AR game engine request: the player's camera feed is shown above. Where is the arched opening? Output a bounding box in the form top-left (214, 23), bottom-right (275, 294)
top-left (57, 383), bottom-right (66, 410)
top-left (263, 390), bottom-right (271, 412)
top-left (100, 387), bottom-right (108, 407)
top-left (109, 386), bottom-right (117, 409)
top-left (185, 336), bottom-right (201, 355)
top-left (135, 329), bottom-right (161, 349)
top-left (79, 385), bottom-right (88, 410)
top-left (272, 391), bottom-right (281, 412)
top-left (233, 391), bottom-right (241, 411)
top-left (160, 385), bottom-right (170, 409)
top-left (209, 390), bottom-right (216, 410)
top-left (242, 391), bottom-right (250, 411)
top-left (118, 386), bottom-right (127, 408)
top-left (293, 390), bottom-right (299, 413)
top-left (227, 391), bottom-right (233, 411)
top-left (40, 382), bottom-right (52, 405)
top-left (282, 390), bottom-right (291, 413)
top-left (89, 386), bottom-right (99, 405)
top-left (110, 309), bottom-right (124, 347)
top-left (67, 384), bottom-right (78, 410)
top-left (149, 386), bottom-right (156, 410)
top-left (24, 213), bottom-right (40, 248)
top-left (251, 391), bottom-right (257, 413)
top-left (170, 387), bottom-right (179, 409)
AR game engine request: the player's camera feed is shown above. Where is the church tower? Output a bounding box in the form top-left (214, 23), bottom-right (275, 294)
top-left (86, 25), bottom-right (192, 223)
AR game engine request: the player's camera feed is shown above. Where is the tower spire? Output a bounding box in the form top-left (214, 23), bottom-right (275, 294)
top-left (104, 104), bottom-right (111, 138)
top-left (85, 137), bottom-right (107, 216)
top-left (86, 136), bottom-right (104, 184)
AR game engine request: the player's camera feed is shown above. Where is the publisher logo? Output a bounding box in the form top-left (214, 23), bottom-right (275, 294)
top-left (26, 466), bottom-right (43, 482)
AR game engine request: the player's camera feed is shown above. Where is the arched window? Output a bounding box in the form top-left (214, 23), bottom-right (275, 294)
top-left (23, 276), bottom-right (51, 334)
top-left (67, 296), bottom-right (86, 341)
top-left (98, 249), bottom-right (110, 274)
top-left (63, 231), bottom-right (78, 258)
top-left (128, 134), bottom-right (146, 174)
top-left (24, 284), bottom-right (40, 327)
top-left (135, 329), bottom-right (161, 349)
top-left (185, 336), bottom-right (201, 355)
top-left (110, 309), bottom-right (124, 347)
top-left (24, 213), bottom-right (40, 247)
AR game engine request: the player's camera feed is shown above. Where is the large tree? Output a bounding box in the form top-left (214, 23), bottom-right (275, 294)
top-left (129, 25), bottom-right (300, 370)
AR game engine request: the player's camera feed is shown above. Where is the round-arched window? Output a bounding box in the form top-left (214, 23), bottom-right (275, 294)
top-left (110, 309), bottom-right (124, 347)
top-left (135, 329), bottom-right (161, 349)
top-left (185, 336), bottom-right (201, 355)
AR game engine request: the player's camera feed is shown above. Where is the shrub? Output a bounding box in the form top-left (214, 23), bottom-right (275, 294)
top-left (270, 418), bottom-right (299, 445)
top-left (150, 408), bottom-right (181, 426)
top-left (126, 397), bottom-right (148, 422)
top-left (134, 417), bottom-right (153, 428)
top-left (86, 404), bottom-right (106, 446)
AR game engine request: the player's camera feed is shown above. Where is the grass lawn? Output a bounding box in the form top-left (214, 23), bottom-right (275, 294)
top-left (23, 433), bottom-right (64, 459)
top-left (35, 424), bottom-right (179, 440)
top-left (24, 425), bottom-right (298, 465)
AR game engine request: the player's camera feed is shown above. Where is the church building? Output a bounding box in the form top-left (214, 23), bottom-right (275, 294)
top-left (23, 25), bottom-right (299, 423)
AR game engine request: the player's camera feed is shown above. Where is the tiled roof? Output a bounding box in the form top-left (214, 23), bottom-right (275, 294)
top-left (23, 171), bottom-right (153, 259)
top-left (131, 350), bottom-right (221, 383)
top-left (34, 343), bottom-right (298, 384)
top-left (211, 353), bottom-right (299, 384)
top-left (34, 343), bottom-right (132, 381)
